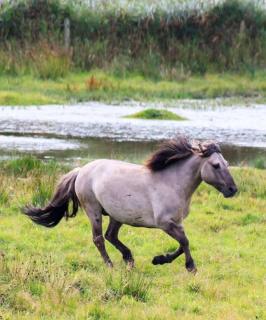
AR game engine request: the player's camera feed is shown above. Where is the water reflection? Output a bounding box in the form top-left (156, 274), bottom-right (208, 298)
top-left (0, 135), bottom-right (265, 167)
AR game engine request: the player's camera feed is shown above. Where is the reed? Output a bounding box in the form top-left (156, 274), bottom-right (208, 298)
top-left (0, 0), bottom-right (265, 78)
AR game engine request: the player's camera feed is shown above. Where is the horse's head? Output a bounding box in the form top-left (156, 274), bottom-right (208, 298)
top-left (199, 144), bottom-right (238, 198)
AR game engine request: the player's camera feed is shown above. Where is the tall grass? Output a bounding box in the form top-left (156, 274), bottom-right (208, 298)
top-left (103, 269), bottom-right (151, 302)
top-left (0, 0), bottom-right (266, 79)
top-left (1, 156), bottom-right (63, 177)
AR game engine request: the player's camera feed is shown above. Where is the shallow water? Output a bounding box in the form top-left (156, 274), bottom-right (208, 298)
top-left (0, 102), bottom-right (265, 165)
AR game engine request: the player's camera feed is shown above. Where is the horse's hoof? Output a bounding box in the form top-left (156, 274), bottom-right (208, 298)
top-left (186, 265), bottom-right (197, 274)
top-left (106, 261), bottom-right (113, 268)
top-left (186, 260), bottom-right (197, 274)
top-left (152, 255), bottom-right (167, 265)
top-left (126, 259), bottom-right (135, 270)
top-left (187, 267), bottom-right (197, 274)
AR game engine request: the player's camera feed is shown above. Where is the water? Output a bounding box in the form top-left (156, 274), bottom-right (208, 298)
top-left (0, 102), bottom-right (265, 166)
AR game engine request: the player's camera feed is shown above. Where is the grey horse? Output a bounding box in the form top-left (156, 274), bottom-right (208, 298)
top-left (23, 137), bottom-right (237, 273)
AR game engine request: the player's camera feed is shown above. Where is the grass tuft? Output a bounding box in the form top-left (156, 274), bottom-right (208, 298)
top-left (239, 213), bottom-right (262, 226)
top-left (103, 270), bottom-right (151, 302)
top-left (1, 156), bottom-right (65, 177)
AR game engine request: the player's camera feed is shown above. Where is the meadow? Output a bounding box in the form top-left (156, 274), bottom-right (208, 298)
top-left (1, 71), bottom-right (266, 105)
top-left (0, 157), bottom-right (265, 319)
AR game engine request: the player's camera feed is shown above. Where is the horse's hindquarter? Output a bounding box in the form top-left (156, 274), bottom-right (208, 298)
top-left (86, 160), bottom-right (156, 227)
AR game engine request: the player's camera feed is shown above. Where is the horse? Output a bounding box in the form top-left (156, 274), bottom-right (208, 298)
top-left (23, 137), bottom-right (237, 273)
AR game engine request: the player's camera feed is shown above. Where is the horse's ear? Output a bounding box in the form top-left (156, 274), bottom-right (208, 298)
top-left (191, 145), bottom-right (203, 156)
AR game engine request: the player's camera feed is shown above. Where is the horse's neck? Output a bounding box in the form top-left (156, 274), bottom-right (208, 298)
top-left (171, 155), bottom-right (203, 200)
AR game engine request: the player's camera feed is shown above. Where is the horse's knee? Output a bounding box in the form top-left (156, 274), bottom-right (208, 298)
top-left (180, 237), bottom-right (189, 248)
top-left (161, 221), bottom-right (189, 247)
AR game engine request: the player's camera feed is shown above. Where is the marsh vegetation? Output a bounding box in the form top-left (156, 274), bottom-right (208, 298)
top-left (0, 0), bottom-right (266, 105)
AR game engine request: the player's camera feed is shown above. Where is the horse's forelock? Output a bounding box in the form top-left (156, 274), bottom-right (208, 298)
top-left (192, 140), bottom-right (221, 157)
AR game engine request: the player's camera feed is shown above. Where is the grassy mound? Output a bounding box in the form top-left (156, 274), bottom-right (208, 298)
top-left (124, 108), bottom-right (187, 120)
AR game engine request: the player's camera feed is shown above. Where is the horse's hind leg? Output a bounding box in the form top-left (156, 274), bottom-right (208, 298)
top-left (84, 203), bottom-right (113, 267)
top-left (105, 217), bottom-right (134, 267)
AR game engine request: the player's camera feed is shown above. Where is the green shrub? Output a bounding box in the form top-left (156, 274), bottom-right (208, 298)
top-left (253, 157), bottom-right (266, 170)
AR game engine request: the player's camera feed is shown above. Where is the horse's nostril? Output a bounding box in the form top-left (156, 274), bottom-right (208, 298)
top-left (229, 186), bottom-right (237, 194)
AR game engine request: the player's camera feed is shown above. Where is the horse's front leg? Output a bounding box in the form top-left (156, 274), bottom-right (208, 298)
top-left (152, 246), bottom-right (183, 265)
top-left (154, 222), bottom-right (196, 273)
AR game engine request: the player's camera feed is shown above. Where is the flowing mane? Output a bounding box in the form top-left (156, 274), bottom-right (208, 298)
top-left (146, 137), bottom-right (221, 172)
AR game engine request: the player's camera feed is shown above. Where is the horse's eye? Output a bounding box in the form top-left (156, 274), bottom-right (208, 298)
top-left (212, 163), bottom-right (220, 169)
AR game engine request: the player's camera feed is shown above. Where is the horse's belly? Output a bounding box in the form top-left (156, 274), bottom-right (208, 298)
top-left (90, 163), bottom-right (156, 227)
top-left (99, 195), bottom-right (155, 227)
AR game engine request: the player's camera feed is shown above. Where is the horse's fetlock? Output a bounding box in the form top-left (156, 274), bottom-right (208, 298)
top-left (122, 249), bottom-right (132, 261)
top-left (180, 237), bottom-right (189, 248)
top-left (186, 259), bottom-right (195, 271)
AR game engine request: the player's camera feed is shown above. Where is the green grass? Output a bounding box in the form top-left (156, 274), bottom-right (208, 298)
top-left (1, 70), bottom-right (266, 105)
top-left (124, 108), bottom-right (186, 120)
top-left (253, 157), bottom-right (266, 170)
top-left (0, 157), bottom-right (265, 319)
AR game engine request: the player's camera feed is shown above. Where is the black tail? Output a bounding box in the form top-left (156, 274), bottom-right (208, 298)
top-left (22, 168), bottom-right (80, 228)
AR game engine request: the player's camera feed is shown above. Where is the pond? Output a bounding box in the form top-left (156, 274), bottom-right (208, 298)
top-left (0, 102), bottom-right (265, 166)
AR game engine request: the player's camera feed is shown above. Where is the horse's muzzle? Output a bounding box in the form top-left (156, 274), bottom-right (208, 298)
top-left (223, 185), bottom-right (238, 198)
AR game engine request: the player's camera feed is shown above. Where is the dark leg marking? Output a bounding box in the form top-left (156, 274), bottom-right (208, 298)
top-left (105, 217), bottom-right (134, 266)
top-left (153, 222), bottom-right (196, 273)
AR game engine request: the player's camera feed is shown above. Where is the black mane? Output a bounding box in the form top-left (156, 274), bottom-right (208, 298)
top-left (146, 137), bottom-right (221, 172)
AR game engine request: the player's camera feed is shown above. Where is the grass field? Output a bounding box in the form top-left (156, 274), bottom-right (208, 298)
top-left (1, 70), bottom-right (266, 106)
top-left (0, 157), bottom-right (265, 319)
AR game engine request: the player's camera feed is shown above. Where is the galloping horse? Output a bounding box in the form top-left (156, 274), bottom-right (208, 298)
top-left (23, 137), bottom-right (237, 272)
